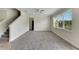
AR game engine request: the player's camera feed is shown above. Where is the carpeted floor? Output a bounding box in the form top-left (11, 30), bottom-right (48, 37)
top-left (0, 42), bottom-right (11, 50)
top-left (11, 31), bottom-right (77, 50)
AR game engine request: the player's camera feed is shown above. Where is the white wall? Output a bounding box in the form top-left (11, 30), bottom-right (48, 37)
top-left (9, 11), bottom-right (29, 42)
top-left (0, 9), bottom-right (19, 38)
top-left (0, 9), bottom-right (7, 38)
top-left (50, 8), bottom-right (79, 48)
top-left (72, 8), bottom-right (79, 48)
top-left (0, 9), bottom-right (6, 22)
top-left (34, 16), bottom-right (50, 31)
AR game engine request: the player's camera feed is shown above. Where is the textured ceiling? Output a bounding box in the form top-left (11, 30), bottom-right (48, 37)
top-left (17, 8), bottom-right (60, 17)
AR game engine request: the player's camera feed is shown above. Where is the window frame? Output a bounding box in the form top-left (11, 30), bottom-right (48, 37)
top-left (53, 9), bottom-right (72, 31)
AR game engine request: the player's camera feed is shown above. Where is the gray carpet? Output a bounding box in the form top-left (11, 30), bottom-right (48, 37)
top-left (11, 31), bottom-right (77, 50)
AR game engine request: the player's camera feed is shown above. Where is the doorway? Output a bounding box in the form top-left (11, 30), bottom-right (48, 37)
top-left (29, 18), bottom-right (34, 31)
top-left (32, 20), bottom-right (34, 30)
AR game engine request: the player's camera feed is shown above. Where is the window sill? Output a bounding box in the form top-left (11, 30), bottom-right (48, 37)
top-left (54, 27), bottom-right (72, 32)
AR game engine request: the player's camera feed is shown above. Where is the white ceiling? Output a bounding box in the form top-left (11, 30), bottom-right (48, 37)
top-left (17, 8), bottom-right (61, 17)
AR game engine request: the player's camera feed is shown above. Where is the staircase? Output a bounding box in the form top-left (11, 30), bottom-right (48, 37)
top-left (0, 8), bottom-right (21, 43)
top-left (0, 29), bottom-right (9, 43)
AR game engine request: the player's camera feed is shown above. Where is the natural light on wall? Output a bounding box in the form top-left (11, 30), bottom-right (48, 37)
top-left (53, 9), bottom-right (72, 30)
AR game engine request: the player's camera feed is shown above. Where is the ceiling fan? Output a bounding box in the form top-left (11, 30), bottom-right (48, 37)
top-left (34, 9), bottom-right (45, 14)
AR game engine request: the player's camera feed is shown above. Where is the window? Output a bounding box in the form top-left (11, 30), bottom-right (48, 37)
top-left (63, 10), bottom-right (72, 30)
top-left (53, 9), bottom-right (72, 30)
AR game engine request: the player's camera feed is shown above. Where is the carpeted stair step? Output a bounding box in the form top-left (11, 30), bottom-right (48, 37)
top-left (1, 35), bottom-right (9, 38)
top-left (0, 38), bottom-right (9, 43)
top-left (4, 32), bottom-right (9, 34)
